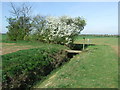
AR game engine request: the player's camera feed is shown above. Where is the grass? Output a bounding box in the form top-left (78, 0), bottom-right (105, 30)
top-left (1, 34), bottom-right (69, 55)
top-left (34, 45), bottom-right (118, 88)
top-left (34, 36), bottom-right (118, 88)
top-left (2, 46), bottom-right (68, 88)
top-left (1, 34), bottom-right (118, 88)
top-left (74, 36), bottom-right (118, 46)
top-left (1, 34), bottom-right (69, 88)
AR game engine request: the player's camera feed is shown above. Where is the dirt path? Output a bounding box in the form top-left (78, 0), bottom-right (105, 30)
top-left (0, 43), bottom-right (32, 55)
top-left (1, 46), bottom-right (30, 55)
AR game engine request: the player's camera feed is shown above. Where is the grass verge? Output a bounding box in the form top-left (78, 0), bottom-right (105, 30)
top-left (34, 45), bottom-right (118, 88)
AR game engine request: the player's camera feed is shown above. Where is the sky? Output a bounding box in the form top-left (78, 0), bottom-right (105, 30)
top-left (1, 2), bottom-right (118, 35)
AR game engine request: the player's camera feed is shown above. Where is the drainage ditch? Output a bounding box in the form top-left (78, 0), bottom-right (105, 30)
top-left (66, 44), bottom-right (95, 58)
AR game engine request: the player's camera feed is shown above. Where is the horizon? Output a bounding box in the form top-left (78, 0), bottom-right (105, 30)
top-left (1, 32), bottom-right (118, 35)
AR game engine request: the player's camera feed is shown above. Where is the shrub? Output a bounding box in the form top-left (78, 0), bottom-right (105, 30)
top-left (2, 47), bottom-right (68, 89)
top-left (30, 15), bottom-right (86, 45)
top-left (6, 17), bottom-right (31, 41)
top-left (6, 15), bottom-right (86, 45)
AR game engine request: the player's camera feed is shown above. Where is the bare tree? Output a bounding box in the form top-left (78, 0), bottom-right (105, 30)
top-left (10, 2), bottom-right (32, 19)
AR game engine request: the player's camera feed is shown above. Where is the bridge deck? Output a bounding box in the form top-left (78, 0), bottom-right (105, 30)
top-left (65, 50), bottom-right (82, 54)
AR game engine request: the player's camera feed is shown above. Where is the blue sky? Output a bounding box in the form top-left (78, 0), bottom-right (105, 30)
top-left (1, 2), bottom-right (118, 34)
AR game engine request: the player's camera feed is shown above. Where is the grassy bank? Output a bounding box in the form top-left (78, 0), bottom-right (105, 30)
top-left (34, 36), bottom-right (118, 88)
top-left (34, 45), bottom-right (118, 88)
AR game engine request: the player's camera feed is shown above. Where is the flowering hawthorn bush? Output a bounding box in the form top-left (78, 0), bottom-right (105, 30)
top-left (30, 15), bottom-right (86, 45)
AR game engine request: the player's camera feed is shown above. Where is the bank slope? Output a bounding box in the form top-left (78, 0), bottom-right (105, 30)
top-left (34, 45), bottom-right (118, 88)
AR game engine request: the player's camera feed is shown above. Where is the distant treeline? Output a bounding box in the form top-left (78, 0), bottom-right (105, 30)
top-left (79, 34), bottom-right (120, 37)
top-left (1, 33), bottom-right (120, 37)
top-left (1, 33), bottom-right (6, 35)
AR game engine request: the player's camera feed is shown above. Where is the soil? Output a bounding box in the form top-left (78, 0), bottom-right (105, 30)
top-left (0, 43), bottom-right (32, 55)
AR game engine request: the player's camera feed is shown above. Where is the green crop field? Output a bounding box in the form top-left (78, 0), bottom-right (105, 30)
top-left (0, 34), bottom-right (119, 88)
top-left (1, 34), bottom-right (69, 88)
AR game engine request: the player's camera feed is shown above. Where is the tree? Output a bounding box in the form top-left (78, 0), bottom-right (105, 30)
top-left (10, 3), bottom-right (32, 19)
top-left (30, 15), bottom-right (49, 42)
top-left (31, 15), bottom-right (47, 34)
top-left (30, 15), bottom-right (86, 45)
top-left (6, 3), bottom-right (32, 41)
top-left (6, 3), bottom-right (86, 44)
top-left (45, 16), bottom-right (86, 45)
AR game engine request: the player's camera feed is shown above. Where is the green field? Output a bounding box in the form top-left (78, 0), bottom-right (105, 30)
top-left (34, 45), bottom-right (118, 88)
top-left (34, 36), bottom-right (119, 88)
top-left (1, 34), bottom-right (119, 88)
top-left (1, 34), bottom-right (69, 55)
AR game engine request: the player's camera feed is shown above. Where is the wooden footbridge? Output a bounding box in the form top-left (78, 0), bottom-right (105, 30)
top-left (65, 43), bottom-right (95, 58)
top-left (65, 50), bottom-right (82, 54)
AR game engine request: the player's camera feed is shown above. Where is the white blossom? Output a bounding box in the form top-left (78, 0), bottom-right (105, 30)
top-left (31, 15), bottom-right (86, 45)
